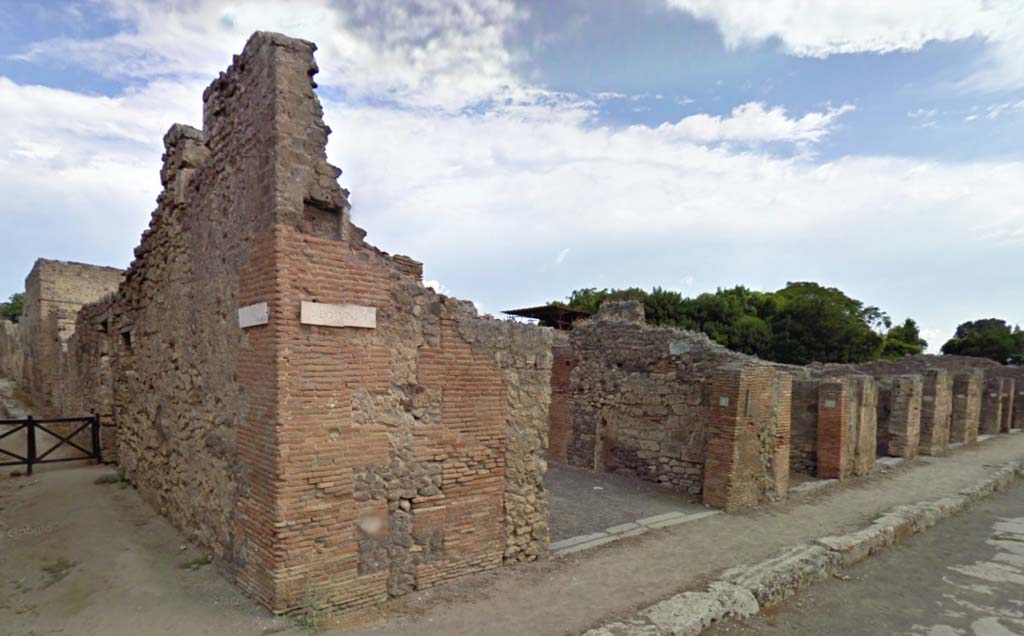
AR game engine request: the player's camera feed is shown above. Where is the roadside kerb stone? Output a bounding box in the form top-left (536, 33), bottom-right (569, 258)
top-left (582, 458), bottom-right (1024, 636)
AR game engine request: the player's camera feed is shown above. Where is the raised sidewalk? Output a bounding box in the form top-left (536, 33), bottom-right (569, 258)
top-left (338, 433), bottom-right (1024, 636)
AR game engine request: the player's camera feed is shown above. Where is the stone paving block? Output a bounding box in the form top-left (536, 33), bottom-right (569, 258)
top-left (550, 532), bottom-right (608, 552)
top-left (636, 511), bottom-right (688, 527)
top-left (554, 535), bottom-right (619, 557)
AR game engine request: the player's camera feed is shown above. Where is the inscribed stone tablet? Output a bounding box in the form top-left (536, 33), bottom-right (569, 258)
top-left (300, 301), bottom-right (376, 329)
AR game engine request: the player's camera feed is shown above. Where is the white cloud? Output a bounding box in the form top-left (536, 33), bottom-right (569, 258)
top-left (13, 0), bottom-right (527, 109)
top-left (3, 0), bottom-right (1024, 365)
top-left (985, 100), bottom-right (1024, 119)
top-left (649, 101), bottom-right (854, 146)
top-left (662, 0), bottom-right (1024, 91)
top-left (423, 279), bottom-right (451, 295)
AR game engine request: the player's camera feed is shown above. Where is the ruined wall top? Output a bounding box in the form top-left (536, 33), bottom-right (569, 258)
top-left (25, 258), bottom-right (124, 307)
top-left (593, 300), bottom-right (646, 323)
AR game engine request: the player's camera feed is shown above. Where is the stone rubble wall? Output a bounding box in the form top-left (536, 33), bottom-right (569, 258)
top-left (884, 375), bottom-right (923, 458)
top-left (568, 302), bottom-right (790, 508)
top-left (789, 368), bottom-right (877, 478)
top-left (546, 331), bottom-right (574, 463)
top-left (789, 378), bottom-right (820, 474)
top-left (981, 376), bottom-right (1005, 435)
top-left (950, 369), bottom-right (983, 444)
top-left (918, 369), bottom-right (953, 455)
top-left (52, 296), bottom-right (120, 461)
top-left (0, 320), bottom-right (22, 382)
top-left (17, 259), bottom-right (122, 411)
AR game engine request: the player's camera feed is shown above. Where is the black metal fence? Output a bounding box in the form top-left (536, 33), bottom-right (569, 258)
top-left (0, 415), bottom-right (102, 475)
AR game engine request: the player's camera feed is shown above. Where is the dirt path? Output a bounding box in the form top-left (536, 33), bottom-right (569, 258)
top-left (0, 464), bottom-right (301, 636)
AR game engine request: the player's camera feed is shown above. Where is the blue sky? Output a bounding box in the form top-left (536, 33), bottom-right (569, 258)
top-left (1, 0), bottom-right (1023, 350)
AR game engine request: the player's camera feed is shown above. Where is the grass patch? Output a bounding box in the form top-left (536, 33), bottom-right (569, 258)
top-left (94, 468), bottom-right (129, 487)
top-left (179, 555), bottom-right (212, 570)
top-left (296, 586), bottom-right (324, 631)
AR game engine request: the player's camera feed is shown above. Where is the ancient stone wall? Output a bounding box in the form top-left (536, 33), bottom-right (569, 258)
top-left (789, 378), bottom-right (819, 474)
top-left (790, 369), bottom-right (876, 478)
top-left (0, 320), bottom-right (21, 382)
top-left (950, 369), bottom-right (983, 444)
top-left (18, 259), bottom-right (122, 409)
top-left (546, 331), bottom-right (574, 463)
top-left (999, 377), bottom-right (1016, 433)
top-left (884, 375), bottom-right (923, 458)
top-left (980, 376), bottom-right (1005, 435)
top-left (568, 302), bottom-right (790, 507)
top-left (703, 362), bottom-right (791, 509)
top-left (43, 32), bottom-right (554, 615)
top-left (918, 369), bottom-right (953, 455)
top-left (55, 297), bottom-right (118, 461)
top-left (1003, 368), bottom-right (1024, 430)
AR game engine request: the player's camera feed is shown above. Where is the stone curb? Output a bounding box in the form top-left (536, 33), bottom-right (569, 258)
top-left (582, 458), bottom-right (1024, 636)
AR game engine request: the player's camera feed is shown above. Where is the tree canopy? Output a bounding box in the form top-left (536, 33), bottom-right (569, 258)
top-left (554, 282), bottom-right (928, 365)
top-left (0, 293), bottom-right (23, 323)
top-left (941, 319), bottom-right (1024, 365)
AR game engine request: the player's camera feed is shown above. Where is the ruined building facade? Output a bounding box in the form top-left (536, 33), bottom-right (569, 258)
top-left (3, 30), bottom-right (1024, 619)
top-left (4, 33), bottom-right (551, 614)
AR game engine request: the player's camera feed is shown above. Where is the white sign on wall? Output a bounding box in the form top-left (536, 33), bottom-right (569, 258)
top-left (300, 301), bottom-right (377, 329)
top-left (238, 302), bottom-right (269, 329)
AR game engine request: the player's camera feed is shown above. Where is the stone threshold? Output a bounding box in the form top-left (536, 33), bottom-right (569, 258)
top-left (550, 510), bottom-right (721, 557)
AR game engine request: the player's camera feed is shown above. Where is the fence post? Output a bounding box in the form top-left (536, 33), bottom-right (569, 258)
top-left (26, 415), bottom-right (35, 476)
top-left (91, 414), bottom-right (103, 464)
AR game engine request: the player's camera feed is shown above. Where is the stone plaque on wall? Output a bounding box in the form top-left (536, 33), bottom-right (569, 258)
top-left (238, 302), bottom-right (269, 328)
top-left (300, 301), bottom-right (376, 329)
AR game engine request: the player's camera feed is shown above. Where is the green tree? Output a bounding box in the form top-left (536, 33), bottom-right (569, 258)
top-left (643, 287), bottom-right (686, 327)
top-left (555, 281), bottom-right (918, 365)
top-left (941, 319), bottom-right (1023, 364)
top-left (675, 286), bottom-right (774, 356)
top-left (880, 318), bottom-right (928, 359)
top-left (0, 292), bottom-right (23, 323)
top-left (558, 287), bottom-right (648, 314)
top-left (768, 282), bottom-right (887, 364)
